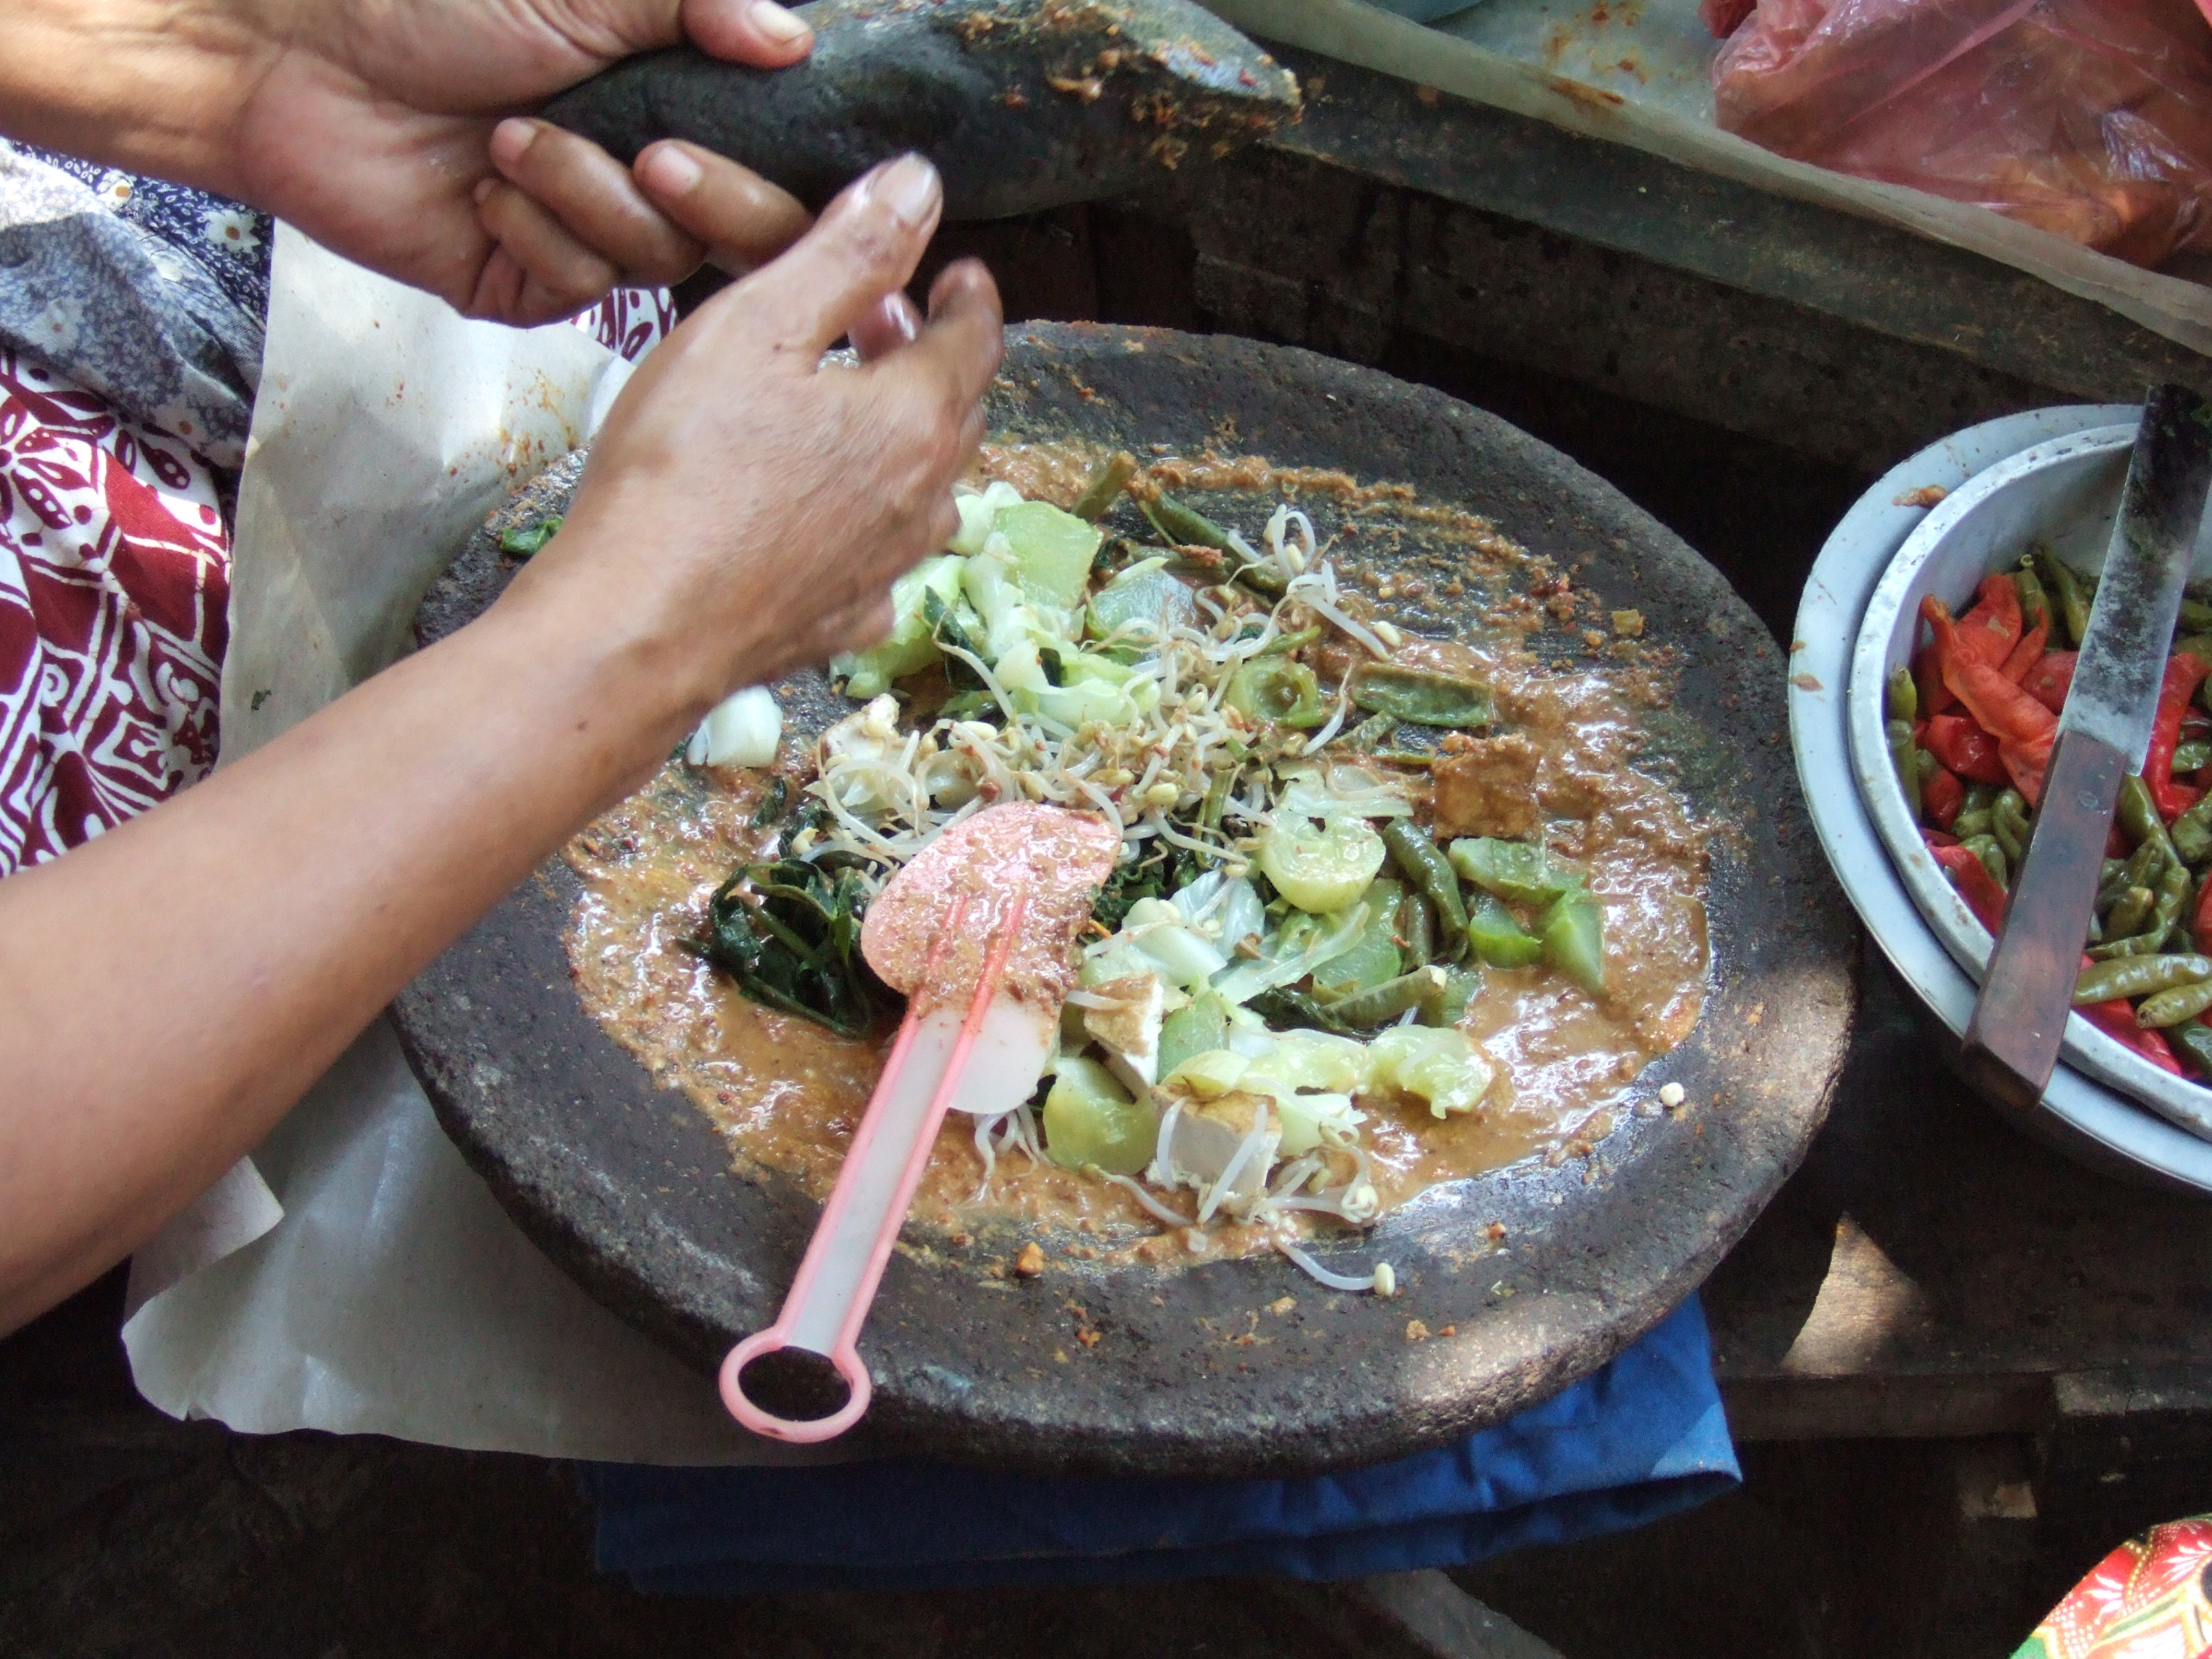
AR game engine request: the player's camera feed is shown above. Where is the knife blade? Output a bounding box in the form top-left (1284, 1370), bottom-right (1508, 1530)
top-left (1961, 383), bottom-right (2212, 1110)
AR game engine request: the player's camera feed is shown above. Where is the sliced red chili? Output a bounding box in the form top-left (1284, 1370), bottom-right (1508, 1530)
top-left (1922, 765), bottom-right (1964, 830)
top-left (1914, 642), bottom-right (1957, 718)
top-left (2144, 654), bottom-right (2210, 822)
top-left (1929, 842), bottom-right (2009, 933)
top-left (1924, 599), bottom-right (2058, 802)
top-left (1922, 713), bottom-right (2011, 786)
top-left (1999, 619), bottom-right (2047, 683)
top-left (1957, 574), bottom-right (2022, 668)
top-left (2019, 651), bottom-right (2075, 715)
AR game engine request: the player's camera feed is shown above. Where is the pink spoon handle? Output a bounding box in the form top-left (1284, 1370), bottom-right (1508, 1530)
top-left (720, 891), bottom-right (1028, 1442)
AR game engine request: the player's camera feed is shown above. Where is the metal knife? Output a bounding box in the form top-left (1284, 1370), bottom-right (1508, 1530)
top-left (1962, 383), bottom-right (2212, 1109)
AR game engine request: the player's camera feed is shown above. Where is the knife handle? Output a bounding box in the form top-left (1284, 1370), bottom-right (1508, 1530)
top-left (1960, 729), bottom-right (2128, 1111)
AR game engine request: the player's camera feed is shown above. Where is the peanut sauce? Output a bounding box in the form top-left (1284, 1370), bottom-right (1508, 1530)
top-left (564, 448), bottom-right (1711, 1268)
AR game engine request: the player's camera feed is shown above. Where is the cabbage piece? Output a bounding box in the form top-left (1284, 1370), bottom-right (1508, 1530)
top-left (1088, 558), bottom-right (1195, 643)
top-left (1160, 1048), bottom-right (1250, 1098)
top-left (1275, 763), bottom-right (1415, 823)
top-left (830, 555), bottom-right (966, 698)
top-left (948, 480), bottom-right (1024, 555)
top-left (1122, 896), bottom-right (1230, 990)
top-left (996, 500), bottom-right (1102, 609)
top-left (1209, 901), bottom-right (1372, 1006)
top-left (686, 684), bottom-right (782, 767)
top-left (995, 641), bottom-right (1144, 727)
top-left (1368, 1026), bottom-right (1497, 1118)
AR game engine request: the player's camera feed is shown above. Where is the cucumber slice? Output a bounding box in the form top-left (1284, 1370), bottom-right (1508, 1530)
top-left (1309, 878), bottom-right (1403, 997)
top-left (1042, 1056), bottom-right (1155, 1175)
top-left (1539, 889), bottom-right (1607, 996)
top-left (1158, 993), bottom-right (1229, 1079)
top-left (1448, 836), bottom-right (1583, 906)
top-left (1087, 558), bottom-right (1195, 642)
top-left (1257, 819), bottom-right (1387, 913)
top-left (1466, 892), bottom-right (1546, 969)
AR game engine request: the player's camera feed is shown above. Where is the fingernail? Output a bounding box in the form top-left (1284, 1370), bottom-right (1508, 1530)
top-left (749, 0), bottom-right (812, 43)
top-left (473, 176), bottom-right (497, 206)
top-left (489, 117), bottom-right (539, 170)
top-left (868, 153), bottom-right (941, 229)
top-left (880, 291), bottom-right (920, 343)
top-left (639, 143), bottom-right (703, 196)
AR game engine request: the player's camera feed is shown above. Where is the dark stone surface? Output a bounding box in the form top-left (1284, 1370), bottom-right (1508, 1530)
top-left (391, 322), bottom-right (1856, 1478)
top-left (543, 0), bottom-right (1298, 221)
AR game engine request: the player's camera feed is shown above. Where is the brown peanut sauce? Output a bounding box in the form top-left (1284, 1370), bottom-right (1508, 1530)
top-left (565, 443), bottom-right (1710, 1271)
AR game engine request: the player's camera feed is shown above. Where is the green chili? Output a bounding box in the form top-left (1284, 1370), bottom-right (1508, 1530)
top-left (1071, 451), bottom-right (1137, 521)
top-left (2105, 884), bottom-right (2157, 943)
top-left (1465, 890), bottom-right (1546, 969)
top-left (2141, 979), bottom-right (2212, 1028)
top-left (2177, 635), bottom-right (2212, 669)
top-left (2171, 1018), bottom-right (2212, 1076)
top-left (1952, 808), bottom-right (1995, 840)
top-left (1991, 788), bottom-right (2030, 864)
top-left (2176, 738), bottom-right (2212, 775)
top-left (1958, 834), bottom-right (2008, 890)
top-left (1350, 665), bottom-right (1495, 730)
top-left (1381, 819), bottom-right (1469, 940)
top-left (2120, 775), bottom-right (2181, 870)
top-left (2036, 548), bottom-right (2091, 647)
top-left (1887, 719), bottom-right (1922, 822)
top-left (2014, 563), bottom-right (2050, 632)
top-left (2182, 599), bottom-right (2212, 635)
top-left (2175, 791), bottom-right (2212, 866)
top-left (2073, 954), bottom-right (2212, 1005)
top-left (1885, 666), bottom-right (1918, 725)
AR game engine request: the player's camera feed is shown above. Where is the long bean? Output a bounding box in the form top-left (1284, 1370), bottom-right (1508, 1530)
top-left (1400, 892), bottom-right (1437, 965)
top-left (2074, 954), bottom-right (2212, 1005)
top-left (1071, 451), bottom-right (1137, 521)
top-left (1381, 820), bottom-right (1469, 940)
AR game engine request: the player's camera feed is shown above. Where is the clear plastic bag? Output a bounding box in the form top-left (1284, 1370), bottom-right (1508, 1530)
top-left (1709, 0), bottom-right (2212, 270)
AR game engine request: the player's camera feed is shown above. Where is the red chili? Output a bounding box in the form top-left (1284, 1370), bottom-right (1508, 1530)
top-left (1914, 642), bottom-right (1958, 718)
top-left (2145, 654), bottom-right (2211, 822)
top-left (2020, 651), bottom-right (2075, 715)
top-left (1957, 574), bottom-right (2023, 669)
top-left (1922, 826), bottom-right (1960, 847)
top-left (2193, 868), bottom-right (2212, 953)
top-left (1999, 619), bottom-right (2047, 683)
top-left (1922, 715), bottom-right (2011, 786)
top-left (1929, 842), bottom-right (2008, 933)
top-left (1922, 765), bottom-right (1964, 830)
top-left (2078, 999), bottom-right (2185, 1075)
top-left (1924, 599), bottom-right (2058, 802)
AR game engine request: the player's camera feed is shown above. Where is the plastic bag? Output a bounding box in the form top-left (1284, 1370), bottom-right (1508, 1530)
top-left (1709, 0), bottom-right (2212, 270)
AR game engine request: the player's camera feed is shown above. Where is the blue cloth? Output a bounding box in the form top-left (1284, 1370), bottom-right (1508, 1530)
top-left (586, 1294), bottom-right (1736, 1594)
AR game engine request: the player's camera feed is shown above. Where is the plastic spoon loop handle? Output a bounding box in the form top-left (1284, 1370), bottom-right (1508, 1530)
top-left (720, 891), bottom-right (1028, 1441)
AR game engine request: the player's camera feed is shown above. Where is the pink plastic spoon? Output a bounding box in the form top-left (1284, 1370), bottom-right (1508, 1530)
top-left (719, 802), bottom-right (1119, 1442)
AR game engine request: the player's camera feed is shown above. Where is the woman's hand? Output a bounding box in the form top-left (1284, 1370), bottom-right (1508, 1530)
top-left (523, 151), bottom-right (998, 707)
top-left (0, 0), bottom-right (821, 324)
top-left (0, 153), bottom-right (1001, 1333)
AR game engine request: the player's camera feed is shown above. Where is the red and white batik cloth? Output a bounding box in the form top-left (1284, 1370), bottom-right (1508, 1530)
top-left (0, 293), bottom-right (670, 878)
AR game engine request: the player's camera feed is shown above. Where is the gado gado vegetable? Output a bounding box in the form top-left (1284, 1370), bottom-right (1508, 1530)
top-left (679, 465), bottom-right (1675, 1288)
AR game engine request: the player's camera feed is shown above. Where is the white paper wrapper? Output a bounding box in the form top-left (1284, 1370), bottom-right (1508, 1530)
top-left (123, 224), bottom-right (822, 1465)
top-left (1216, 0), bottom-right (2212, 359)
